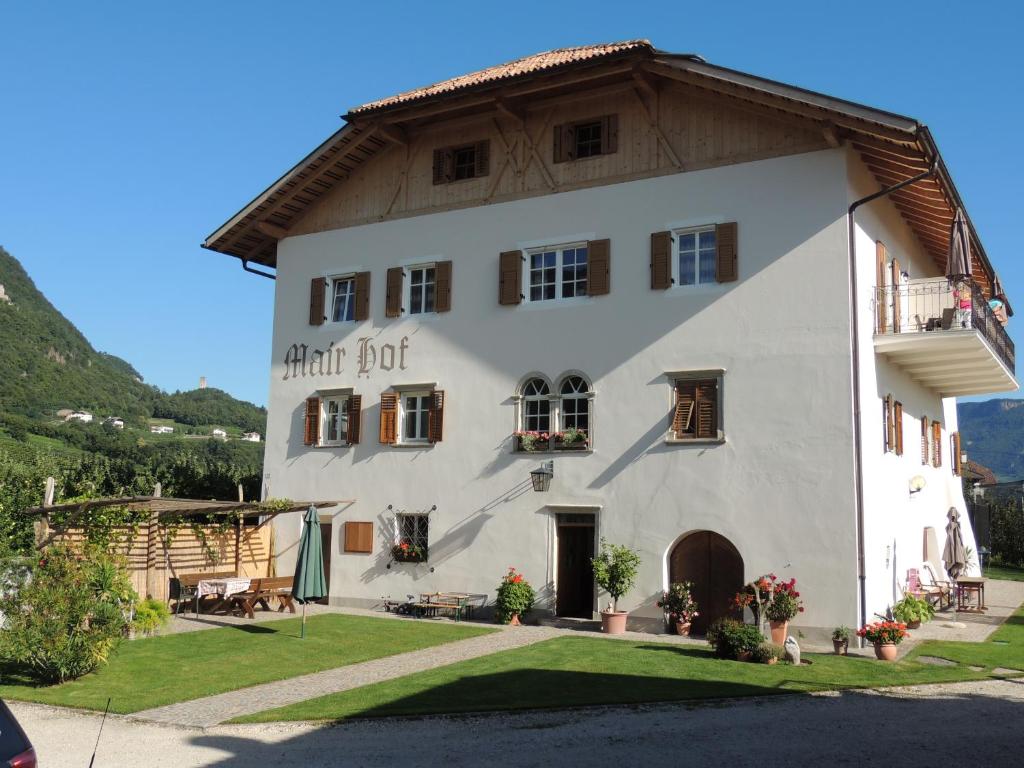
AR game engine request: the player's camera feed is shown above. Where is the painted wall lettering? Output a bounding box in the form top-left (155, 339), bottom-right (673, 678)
top-left (283, 336), bottom-right (409, 380)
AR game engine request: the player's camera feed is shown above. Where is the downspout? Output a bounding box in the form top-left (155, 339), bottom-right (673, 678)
top-left (847, 153), bottom-right (937, 639)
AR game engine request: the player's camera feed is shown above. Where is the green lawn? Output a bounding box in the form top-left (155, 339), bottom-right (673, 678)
top-left (0, 614), bottom-right (492, 714)
top-left (235, 607), bottom-right (1024, 723)
top-left (984, 563), bottom-right (1024, 582)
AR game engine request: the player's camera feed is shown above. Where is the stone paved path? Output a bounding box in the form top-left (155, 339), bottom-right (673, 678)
top-left (133, 624), bottom-right (563, 727)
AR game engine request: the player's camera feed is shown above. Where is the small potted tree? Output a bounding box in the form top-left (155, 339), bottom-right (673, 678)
top-left (832, 626), bottom-right (851, 655)
top-left (656, 581), bottom-right (699, 636)
top-left (494, 567), bottom-right (536, 625)
top-left (591, 539), bottom-right (641, 635)
top-left (765, 577), bottom-right (804, 644)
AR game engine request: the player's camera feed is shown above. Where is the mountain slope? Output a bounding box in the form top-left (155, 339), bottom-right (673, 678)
top-left (0, 245), bottom-right (265, 432)
top-left (957, 399), bottom-right (1024, 482)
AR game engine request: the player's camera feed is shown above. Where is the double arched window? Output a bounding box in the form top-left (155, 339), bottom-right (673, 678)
top-left (516, 373), bottom-right (592, 450)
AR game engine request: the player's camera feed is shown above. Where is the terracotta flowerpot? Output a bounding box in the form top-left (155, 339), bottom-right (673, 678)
top-left (765, 656), bottom-right (778, 665)
top-left (769, 620), bottom-right (789, 645)
top-left (832, 639), bottom-right (848, 655)
top-left (601, 610), bottom-right (628, 635)
top-left (906, 619), bottom-right (921, 630)
top-left (874, 642), bottom-right (899, 661)
top-left (508, 613), bottom-right (521, 626)
top-left (675, 620), bottom-right (691, 637)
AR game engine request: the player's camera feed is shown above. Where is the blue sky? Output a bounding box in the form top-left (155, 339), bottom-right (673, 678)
top-left (1, 1), bottom-right (1021, 406)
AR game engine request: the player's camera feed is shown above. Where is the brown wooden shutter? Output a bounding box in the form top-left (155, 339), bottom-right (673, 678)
top-left (894, 401), bottom-right (904, 456)
top-left (499, 250), bottom-right (522, 305)
top-left (876, 241), bottom-right (888, 333)
top-left (952, 432), bottom-right (962, 475)
top-left (586, 239), bottom-right (611, 296)
top-left (715, 222), bottom-right (738, 283)
top-left (309, 278), bottom-right (326, 326)
top-left (921, 416), bottom-right (929, 465)
top-left (303, 397), bottom-right (320, 446)
top-left (344, 521), bottom-right (373, 553)
top-left (432, 148), bottom-right (454, 184)
top-left (601, 114), bottom-right (619, 154)
top-left (884, 395), bottom-right (894, 453)
top-left (428, 390), bottom-right (445, 443)
top-left (672, 381), bottom-right (696, 438)
top-left (385, 267), bottom-right (404, 318)
top-left (891, 258), bottom-right (902, 334)
top-left (345, 394), bottom-right (362, 445)
top-left (353, 271), bottom-right (370, 321)
top-left (379, 393), bottom-right (398, 445)
top-left (651, 231), bottom-right (673, 290)
top-left (474, 140), bottom-right (490, 178)
top-left (695, 380), bottom-right (718, 439)
top-left (434, 260), bottom-right (452, 312)
top-left (553, 123), bottom-right (575, 163)
top-left (932, 421), bottom-right (942, 467)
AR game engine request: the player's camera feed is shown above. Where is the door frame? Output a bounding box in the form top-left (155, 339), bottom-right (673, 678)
top-left (547, 505), bottom-right (602, 618)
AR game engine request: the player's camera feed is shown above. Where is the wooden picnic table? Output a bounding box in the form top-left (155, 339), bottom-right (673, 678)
top-left (413, 592), bottom-right (479, 622)
top-left (198, 577), bottom-right (253, 615)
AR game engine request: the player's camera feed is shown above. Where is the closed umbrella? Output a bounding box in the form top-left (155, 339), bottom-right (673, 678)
top-left (291, 505), bottom-right (326, 639)
top-left (942, 506), bottom-right (968, 580)
top-left (947, 208), bottom-right (972, 280)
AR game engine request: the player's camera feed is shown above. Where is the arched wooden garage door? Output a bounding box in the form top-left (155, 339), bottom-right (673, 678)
top-left (669, 531), bottom-right (743, 636)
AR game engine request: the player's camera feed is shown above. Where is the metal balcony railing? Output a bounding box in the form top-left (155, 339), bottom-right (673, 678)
top-left (874, 277), bottom-right (1015, 375)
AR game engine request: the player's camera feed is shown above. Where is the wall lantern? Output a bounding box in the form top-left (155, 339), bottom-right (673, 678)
top-left (909, 475), bottom-right (927, 497)
top-left (530, 461), bottom-right (554, 492)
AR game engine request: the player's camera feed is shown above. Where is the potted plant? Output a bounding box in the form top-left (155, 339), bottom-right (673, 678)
top-left (494, 567), bottom-right (536, 625)
top-left (832, 626), bottom-right (851, 655)
top-left (892, 593), bottom-right (934, 629)
top-left (391, 541), bottom-right (427, 563)
top-left (707, 618), bottom-right (764, 661)
top-left (750, 642), bottom-right (785, 665)
top-left (553, 427), bottom-right (588, 450)
top-left (764, 577), bottom-right (804, 644)
top-left (591, 539), bottom-right (641, 635)
top-left (514, 431), bottom-right (549, 452)
top-left (856, 620), bottom-right (908, 661)
top-left (656, 581), bottom-right (699, 636)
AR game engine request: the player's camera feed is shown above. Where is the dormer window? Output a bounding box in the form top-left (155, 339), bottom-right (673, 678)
top-left (433, 140), bottom-right (490, 184)
top-left (553, 115), bottom-right (618, 163)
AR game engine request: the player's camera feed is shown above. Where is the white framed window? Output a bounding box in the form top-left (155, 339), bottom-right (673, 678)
top-left (559, 376), bottom-right (590, 432)
top-left (330, 275), bottom-right (356, 322)
top-left (526, 244), bottom-right (588, 302)
top-left (515, 373), bottom-right (592, 451)
top-left (674, 227), bottom-right (718, 287)
top-left (521, 378), bottom-right (551, 433)
top-left (406, 265), bottom-right (436, 315)
top-left (401, 391), bottom-right (432, 444)
top-left (320, 394), bottom-right (349, 446)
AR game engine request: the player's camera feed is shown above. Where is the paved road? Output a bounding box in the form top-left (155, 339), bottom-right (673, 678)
top-left (12, 678), bottom-right (1024, 767)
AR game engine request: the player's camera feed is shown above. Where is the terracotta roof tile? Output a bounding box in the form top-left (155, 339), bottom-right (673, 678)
top-left (350, 39), bottom-right (655, 115)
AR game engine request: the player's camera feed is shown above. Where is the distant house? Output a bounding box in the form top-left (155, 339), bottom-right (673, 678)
top-left (963, 460), bottom-right (997, 487)
top-left (242, 432), bottom-right (261, 442)
top-left (66, 411), bottom-right (93, 424)
top-left (149, 425), bottom-right (174, 434)
top-left (212, 428), bottom-right (227, 439)
top-left (0, 284), bottom-right (10, 303)
top-left (103, 417), bottom-right (125, 429)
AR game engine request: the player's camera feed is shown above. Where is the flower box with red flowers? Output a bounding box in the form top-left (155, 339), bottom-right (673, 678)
top-left (552, 428), bottom-right (588, 451)
top-left (514, 431), bottom-right (550, 453)
top-left (857, 621), bottom-right (909, 645)
top-left (391, 541), bottom-right (427, 563)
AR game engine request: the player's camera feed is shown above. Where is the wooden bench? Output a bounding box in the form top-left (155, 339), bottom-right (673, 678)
top-left (168, 570), bottom-right (237, 614)
top-left (229, 576), bottom-right (296, 619)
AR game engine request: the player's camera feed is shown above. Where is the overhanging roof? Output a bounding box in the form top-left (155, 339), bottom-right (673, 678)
top-left (201, 41), bottom-right (1009, 304)
top-left (26, 496), bottom-right (348, 518)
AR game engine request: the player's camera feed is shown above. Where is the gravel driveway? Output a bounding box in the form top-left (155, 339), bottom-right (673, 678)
top-left (11, 678), bottom-right (1024, 767)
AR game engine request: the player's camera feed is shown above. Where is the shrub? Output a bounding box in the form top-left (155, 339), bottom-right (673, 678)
top-left (132, 597), bottom-right (171, 636)
top-left (0, 544), bottom-right (136, 683)
top-left (494, 567), bottom-right (536, 623)
top-left (749, 643), bottom-right (785, 664)
top-left (591, 539), bottom-right (641, 612)
top-left (892, 593), bottom-right (935, 624)
top-left (706, 618), bottom-right (764, 660)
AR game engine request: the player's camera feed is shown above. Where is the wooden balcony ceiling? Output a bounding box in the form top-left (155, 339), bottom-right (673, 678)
top-left (203, 40), bottom-right (1007, 304)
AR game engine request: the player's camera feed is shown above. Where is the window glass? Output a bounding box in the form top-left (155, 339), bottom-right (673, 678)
top-left (321, 396), bottom-right (348, 445)
top-left (574, 121), bottom-right (602, 158)
top-left (409, 266), bottom-right (436, 315)
top-left (676, 229), bottom-right (717, 286)
top-left (402, 393), bottom-right (431, 442)
top-left (453, 146), bottom-right (476, 180)
top-left (529, 246), bottom-right (588, 302)
top-left (398, 514), bottom-right (429, 552)
top-left (331, 277), bottom-right (355, 322)
top-left (521, 378), bottom-right (551, 433)
top-left (560, 376), bottom-right (589, 431)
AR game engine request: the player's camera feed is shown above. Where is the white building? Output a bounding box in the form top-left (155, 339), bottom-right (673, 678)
top-left (242, 432), bottom-right (262, 442)
top-left (212, 428), bottom-right (228, 439)
top-left (104, 417), bottom-right (125, 429)
top-left (66, 411), bottom-right (93, 424)
top-left (149, 425), bottom-right (174, 434)
top-left (204, 41), bottom-right (1016, 636)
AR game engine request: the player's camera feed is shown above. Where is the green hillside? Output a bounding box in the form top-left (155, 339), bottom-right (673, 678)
top-left (0, 245), bottom-right (265, 433)
top-left (957, 399), bottom-right (1024, 482)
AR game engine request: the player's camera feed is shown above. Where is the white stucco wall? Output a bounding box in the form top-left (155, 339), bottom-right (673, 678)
top-left (263, 149), bottom-right (862, 633)
top-left (846, 148), bottom-right (980, 623)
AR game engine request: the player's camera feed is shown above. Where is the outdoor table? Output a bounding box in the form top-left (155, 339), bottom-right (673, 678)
top-left (956, 576), bottom-right (986, 611)
top-left (416, 592), bottom-right (469, 621)
top-left (196, 577), bottom-right (252, 616)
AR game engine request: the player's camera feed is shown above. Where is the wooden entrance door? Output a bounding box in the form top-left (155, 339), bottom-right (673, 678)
top-left (556, 517), bottom-right (595, 618)
top-left (318, 522), bottom-right (332, 606)
top-left (669, 531), bottom-right (743, 635)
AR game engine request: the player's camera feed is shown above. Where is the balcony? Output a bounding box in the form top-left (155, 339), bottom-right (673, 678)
top-left (873, 278), bottom-right (1017, 397)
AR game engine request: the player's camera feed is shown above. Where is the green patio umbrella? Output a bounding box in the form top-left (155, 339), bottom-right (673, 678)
top-left (291, 505), bottom-right (326, 639)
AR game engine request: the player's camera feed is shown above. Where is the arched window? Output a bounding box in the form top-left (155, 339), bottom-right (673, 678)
top-left (559, 376), bottom-right (589, 432)
top-left (520, 378), bottom-right (551, 433)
